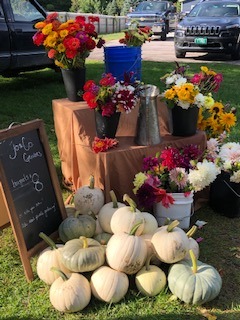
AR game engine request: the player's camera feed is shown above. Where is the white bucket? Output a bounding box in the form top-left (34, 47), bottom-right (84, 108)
top-left (153, 192), bottom-right (194, 229)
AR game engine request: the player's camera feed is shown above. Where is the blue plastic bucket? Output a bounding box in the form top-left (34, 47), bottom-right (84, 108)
top-left (104, 45), bottom-right (142, 81)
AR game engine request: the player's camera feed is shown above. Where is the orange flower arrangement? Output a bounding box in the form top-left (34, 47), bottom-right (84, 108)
top-left (33, 12), bottom-right (105, 69)
top-left (92, 137), bottom-right (118, 153)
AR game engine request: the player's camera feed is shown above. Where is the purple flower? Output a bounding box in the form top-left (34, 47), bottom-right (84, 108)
top-left (136, 183), bottom-right (156, 209)
top-left (142, 156), bottom-right (159, 171)
top-left (76, 31), bottom-right (88, 43)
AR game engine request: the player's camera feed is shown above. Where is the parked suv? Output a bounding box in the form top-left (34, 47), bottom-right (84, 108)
top-left (126, 1), bottom-right (177, 40)
top-left (174, 0), bottom-right (240, 59)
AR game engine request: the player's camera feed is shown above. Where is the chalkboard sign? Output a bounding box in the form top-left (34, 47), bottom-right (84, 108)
top-left (0, 119), bottom-right (66, 281)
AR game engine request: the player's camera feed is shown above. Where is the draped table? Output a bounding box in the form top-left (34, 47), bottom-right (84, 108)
top-left (52, 98), bottom-right (207, 203)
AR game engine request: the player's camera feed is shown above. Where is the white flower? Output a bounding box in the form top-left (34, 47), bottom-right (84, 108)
top-left (178, 100), bottom-right (190, 109)
top-left (230, 170), bottom-right (240, 183)
top-left (194, 93), bottom-right (205, 108)
top-left (175, 76), bottom-right (187, 86)
top-left (222, 160), bottom-right (233, 171)
top-left (219, 142), bottom-right (240, 162)
top-left (188, 160), bottom-right (220, 192)
top-left (166, 75), bottom-right (177, 85)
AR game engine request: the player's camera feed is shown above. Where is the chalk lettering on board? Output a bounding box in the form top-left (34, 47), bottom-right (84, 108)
top-left (8, 136), bottom-right (34, 160)
top-left (31, 173), bottom-right (43, 192)
top-left (23, 151), bottom-right (42, 163)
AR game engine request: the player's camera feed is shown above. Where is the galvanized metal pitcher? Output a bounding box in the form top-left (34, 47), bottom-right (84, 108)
top-left (135, 85), bottom-right (161, 146)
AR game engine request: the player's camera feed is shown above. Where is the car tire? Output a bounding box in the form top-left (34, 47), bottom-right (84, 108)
top-left (175, 50), bottom-right (186, 58)
top-left (160, 32), bottom-right (167, 41)
top-left (231, 45), bottom-right (240, 60)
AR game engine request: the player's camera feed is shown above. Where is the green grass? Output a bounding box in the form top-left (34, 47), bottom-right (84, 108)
top-left (0, 61), bottom-right (240, 319)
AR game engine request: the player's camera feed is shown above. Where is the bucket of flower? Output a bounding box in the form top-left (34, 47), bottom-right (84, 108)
top-left (133, 144), bottom-right (220, 229)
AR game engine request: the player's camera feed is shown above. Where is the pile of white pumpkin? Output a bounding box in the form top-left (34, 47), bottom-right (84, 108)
top-left (36, 177), bottom-right (222, 314)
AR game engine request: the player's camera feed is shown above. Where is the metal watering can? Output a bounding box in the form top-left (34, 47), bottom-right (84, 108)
top-left (135, 85), bottom-right (161, 146)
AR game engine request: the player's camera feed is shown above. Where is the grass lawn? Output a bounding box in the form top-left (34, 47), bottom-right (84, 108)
top-left (0, 60), bottom-right (239, 320)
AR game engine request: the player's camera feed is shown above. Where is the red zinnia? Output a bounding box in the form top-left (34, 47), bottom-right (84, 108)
top-left (83, 80), bottom-right (96, 92)
top-left (92, 137), bottom-right (118, 154)
top-left (48, 48), bottom-right (57, 59)
top-left (85, 38), bottom-right (96, 50)
top-left (84, 23), bottom-right (95, 34)
top-left (64, 37), bottom-right (80, 51)
top-left (75, 16), bottom-right (86, 24)
top-left (88, 16), bottom-right (99, 23)
top-left (32, 32), bottom-right (45, 46)
top-left (83, 92), bottom-right (97, 109)
top-left (65, 48), bottom-right (78, 59)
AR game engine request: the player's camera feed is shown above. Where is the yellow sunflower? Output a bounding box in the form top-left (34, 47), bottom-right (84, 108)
top-left (219, 112), bottom-right (237, 128)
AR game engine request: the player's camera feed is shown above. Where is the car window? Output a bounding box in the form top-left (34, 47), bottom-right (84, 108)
top-left (10, 0), bottom-right (45, 22)
top-left (0, 4), bottom-right (4, 20)
top-left (189, 3), bottom-right (239, 17)
top-left (135, 1), bottom-right (167, 12)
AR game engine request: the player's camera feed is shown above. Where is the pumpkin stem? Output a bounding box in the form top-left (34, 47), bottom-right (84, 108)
top-left (80, 236), bottom-right (89, 248)
top-left (186, 225), bottom-right (198, 238)
top-left (129, 221), bottom-right (143, 235)
top-left (123, 194), bottom-right (137, 212)
top-left (51, 267), bottom-right (69, 281)
top-left (166, 220), bottom-right (180, 232)
top-left (87, 210), bottom-right (96, 219)
top-left (39, 232), bottom-right (57, 250)
top-left (189, 249), bottom-right (198, 274)
top-left (89, 174), bottom-right (95, 189)
top-left (110, 190), bottom-right (118, 208)
top-left (144, 254), bottom-right (153, 271)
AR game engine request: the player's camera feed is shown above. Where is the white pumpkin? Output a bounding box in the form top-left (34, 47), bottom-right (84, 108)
top-left (184, 225), bottom-right (200, 260)
top-left (36, 232), bottom-right (71, 285)
top-left (90, 266), bottom-right (129, 303)
top-left (110, 194), bottom-right (144, 235)
top-left (74, 175), bottom-right (104, 215)
top-left (50, 268), bottom-right (91, 313)
top-left (141, 211), bottom-right (158, 235)
top-left (98, 190), bottom-right (126, 234)
top-left (94, 215), bottom-right (104, 235)
top-left (151, 220), bottom-right (189, 264)
top-left (135, 256), bottom-right (167, 297)
top-left (106, 223), bottom-right (148, 274)
top-left (140, 233), bottom-right (161, 266)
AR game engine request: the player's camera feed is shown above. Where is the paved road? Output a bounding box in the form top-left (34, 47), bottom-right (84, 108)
top-left (89, 33), bottom-right (240, 65)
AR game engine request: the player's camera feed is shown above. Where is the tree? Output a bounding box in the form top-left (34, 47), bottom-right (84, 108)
top-left (106, 0), bottom-right (119, 15)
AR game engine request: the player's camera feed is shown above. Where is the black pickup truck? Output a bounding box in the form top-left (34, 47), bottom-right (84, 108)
top-left (0, 0), bottom-right (54, 77)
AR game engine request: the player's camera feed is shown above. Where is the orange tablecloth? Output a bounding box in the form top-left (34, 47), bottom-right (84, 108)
top-left (53, 98), bottom-right (207, 202)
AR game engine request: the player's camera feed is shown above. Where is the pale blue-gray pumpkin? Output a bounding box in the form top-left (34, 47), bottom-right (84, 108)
top-left (168, 249), bottom-right (222, 305)
top-left (61, 236), bottom-right (105, 272)
top-left (58, 214), bottom-right (96, 243)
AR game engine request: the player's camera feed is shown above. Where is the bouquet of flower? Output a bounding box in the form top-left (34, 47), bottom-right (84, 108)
top-left (133, 144), bottom-right (220, 210)
top-left (119, 21), bottom-right (152, 47)
top-left (197, 101), bottom-right (237, 139)
top-left (33, 12), bottom-right (105, 69)
top-left (160, 63), bottom-right (223, 110)
top-left (83, 72), bottom-right (141, 117)
top-left (206, 138), bottom-right (240, 183)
